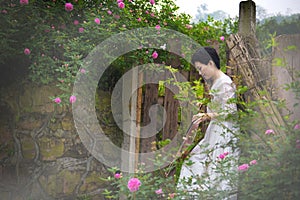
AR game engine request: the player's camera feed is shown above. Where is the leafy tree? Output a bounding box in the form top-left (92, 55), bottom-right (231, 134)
top-left (257, 13), bottom-right (300, 45)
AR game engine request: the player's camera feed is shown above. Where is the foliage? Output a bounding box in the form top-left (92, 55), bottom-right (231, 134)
top-left (238, 122), bottom-right (300, 200)
top-left (256, 13), bottom-right (300, 49)
top-left (0, 0), bottom-right (237, 104)
top-left (102, 166), bottom-right (176, 199)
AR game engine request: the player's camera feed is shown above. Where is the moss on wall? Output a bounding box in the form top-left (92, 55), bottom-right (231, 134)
top-left (0, 83), bottom-right (120, 199)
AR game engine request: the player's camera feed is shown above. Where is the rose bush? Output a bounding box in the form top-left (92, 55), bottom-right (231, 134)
top-left (0, 0), bottom-right (236, 103)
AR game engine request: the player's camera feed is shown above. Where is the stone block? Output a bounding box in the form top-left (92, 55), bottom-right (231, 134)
top-left (61, 116), bottom-right (74, 131)
top-left (17, 117), bottom-right (43, 130)
top-left (20, 135), bottom-right (36, 160)
top-left (39, 137), bottom-right (65, 161)
top-left (39, 169), bottom-right (81, 198)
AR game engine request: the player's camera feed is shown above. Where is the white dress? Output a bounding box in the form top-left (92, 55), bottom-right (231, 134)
top-left (178, 73), bottom-right (239, 199)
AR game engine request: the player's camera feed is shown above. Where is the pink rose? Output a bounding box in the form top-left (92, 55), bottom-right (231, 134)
top-left (65, 3), bottom-right (73, 12)
top-left (265, 129), bottom-right (274, 135)
top-left (155, 188), bottom-right (163, 194)
top-left (249, 160), bottom-right (257, 165)
top-left (54, 97), bottom-right (61, 104)
top-left (127, 178), bottom-right (141, 192)
top-left (294, 124), bottom-right (300, 130)
top-left (94, 18), bottom-right (100, 24)
top-left (78, 27), bottom-right (84, 33)
top-left (20, 0), bottom-right (28, 5)
top-left (218, 153), bottom-right (225, 159)
top-left (220, 36), bottom-right (225, 41)
top-left (107, 10), bottom-right (112, 15)
top-left (137, 18), bottom-right (141, 22)
top-left (238, 164), bottom-right (249, 172)
top-left (155, 25), bottom-right (161, 31)
top-left (149, 0), bottom-right (155, 5)
top-left (152, 51), bottom-right (158, 59)
top-left (114, 173), bottom-right (122, 179)
top-left (80, 68), bottom-right (86, 73)
top-left (24, 48), bottom-right (31, 55)
top-left (69, 95), bottom-right (76, 104)
top-left (73, 20), bottom-right (79, 25)
top-left (118, 2), bottom-right (125, 9)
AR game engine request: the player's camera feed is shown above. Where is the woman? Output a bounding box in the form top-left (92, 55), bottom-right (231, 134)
top-left (177, 47), bottom-right (239, 199)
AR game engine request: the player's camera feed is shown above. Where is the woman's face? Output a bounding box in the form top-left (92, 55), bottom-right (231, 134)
top-left (194, 61), bottom-right (217, 81)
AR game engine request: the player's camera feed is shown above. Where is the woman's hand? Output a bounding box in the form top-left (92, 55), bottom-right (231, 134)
top-left (177, 113), bottom-right (211, 159)
top-left (191, 113), bottom-right (211, 130)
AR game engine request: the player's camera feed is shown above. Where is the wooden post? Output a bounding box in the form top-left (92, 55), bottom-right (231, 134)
top-left (140, 76), bottom-right (158, 153)
top-left (163, 77), bottom-right (179, 140)
top-left (161, 38), bottom-right (182, 140)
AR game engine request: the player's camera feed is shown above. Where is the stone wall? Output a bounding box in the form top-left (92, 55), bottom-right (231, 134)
top-left (271, 34), bottom-right (300, 121)
top-left (0, 82), bottom-right (121, 200)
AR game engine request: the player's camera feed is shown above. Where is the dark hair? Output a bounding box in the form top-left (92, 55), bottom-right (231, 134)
top-left (191, 47), bottom-right (220, 69)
